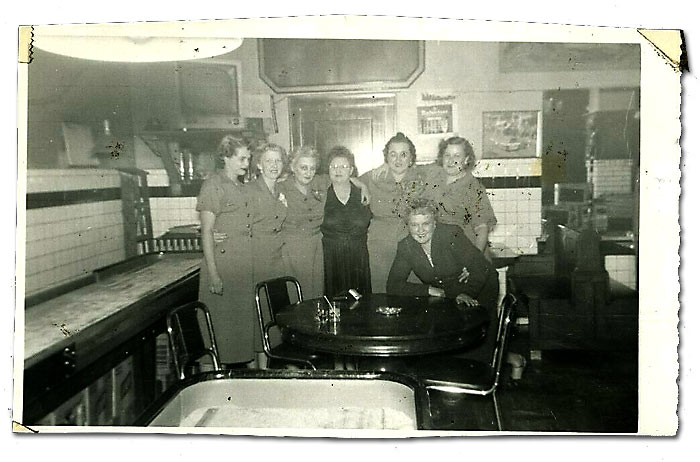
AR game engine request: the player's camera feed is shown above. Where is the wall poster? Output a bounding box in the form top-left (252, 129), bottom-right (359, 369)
top-left (482, 110), bottom-right (540, 159)
top-left (417, 103), bottom-right (455, 135)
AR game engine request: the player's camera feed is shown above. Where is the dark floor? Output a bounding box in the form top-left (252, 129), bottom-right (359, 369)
top-left (427, 324), bottom-right (639, 432)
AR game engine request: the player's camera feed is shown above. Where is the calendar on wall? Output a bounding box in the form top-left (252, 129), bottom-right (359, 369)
top-left (417, 103), bottom-right (455, 135)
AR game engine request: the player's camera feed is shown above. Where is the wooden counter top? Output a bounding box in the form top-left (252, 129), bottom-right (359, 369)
top-left (23, 253), bottom-right (201, 368)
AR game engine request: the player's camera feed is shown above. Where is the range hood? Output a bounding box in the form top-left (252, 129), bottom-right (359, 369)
top-left (175, 117), bottom-right (273, 133)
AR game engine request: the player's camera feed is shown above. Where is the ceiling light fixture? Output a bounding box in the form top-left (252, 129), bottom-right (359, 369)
top-left (32, 22), bottom-right (244, 63)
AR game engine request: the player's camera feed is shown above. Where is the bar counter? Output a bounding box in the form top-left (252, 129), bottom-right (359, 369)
top-left (22, 253), bottom-right (201, 425)
top-left (24, 253), bottom-right (201, 368)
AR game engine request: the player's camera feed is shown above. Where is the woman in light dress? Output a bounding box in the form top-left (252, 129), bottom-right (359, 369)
top-left (278, 146), bottom-right (370, 298)
top-left (197, 135), bottom-right (255, 366)
top-left (360, 132), bottom-right (428, 293)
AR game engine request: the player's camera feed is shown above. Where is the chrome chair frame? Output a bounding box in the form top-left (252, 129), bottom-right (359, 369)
top-left (166, 301), bottom-right (221, 381)
top-left (421, 293), bottom-right (518, 430)
top-left (254, 276), bottom-right (316, 370)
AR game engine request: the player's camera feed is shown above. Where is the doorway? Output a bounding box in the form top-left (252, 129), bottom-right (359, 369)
top-left (289, 95), bottom-right (396, 175)
top-left (541, 89), bottom-right (590, 205)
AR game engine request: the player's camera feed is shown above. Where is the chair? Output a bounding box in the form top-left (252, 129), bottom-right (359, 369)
top-left (166, 301), bottom-right (222, 380)
top-left (255, 276), bottom-right (331, 370)
top-left (413, 293), bottom-right (518, 430)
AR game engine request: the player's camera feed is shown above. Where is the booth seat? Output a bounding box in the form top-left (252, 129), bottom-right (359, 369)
top-left (510, 221), bottom-right (638, 357)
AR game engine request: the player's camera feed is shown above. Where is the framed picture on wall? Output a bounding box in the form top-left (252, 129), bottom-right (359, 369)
top-left (482, 110), bottom-right (540, 159)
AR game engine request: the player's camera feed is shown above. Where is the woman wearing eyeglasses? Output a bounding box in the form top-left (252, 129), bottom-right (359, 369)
top-left (321, 146), bottom-right (373, 297)
top-left (359, 132), bottom-right (427, 293)
top-left (278, 146), bottom-right (370, 299)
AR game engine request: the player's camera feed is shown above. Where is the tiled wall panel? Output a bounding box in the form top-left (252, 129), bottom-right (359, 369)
top-left (150, 197), bottom-right (199, 238)
top-left (605, 255), bottom-right (637, 290)
top-left (24, 200), bottom-right (125, 296)
top-left (488, 188), bottom-right (542, 255)
top-left (590, 159), bottom-right (633, 198)
top-left (24, 169), bottom-right (126, 297)
top-left (146, 165), bottom-right (544, 254)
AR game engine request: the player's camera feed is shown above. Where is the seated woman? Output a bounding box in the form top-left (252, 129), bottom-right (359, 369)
top-left (386, 198), bottom-right (499, 362)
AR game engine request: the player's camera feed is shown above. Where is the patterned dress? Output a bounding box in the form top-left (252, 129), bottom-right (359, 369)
top-left (423, 167), bottom-right (497, 248)
top-left (360, 167), bottom-right (427, 293)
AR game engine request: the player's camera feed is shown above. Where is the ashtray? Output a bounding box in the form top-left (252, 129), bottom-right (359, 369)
top-left (376, 306), bottom-right (403, 316)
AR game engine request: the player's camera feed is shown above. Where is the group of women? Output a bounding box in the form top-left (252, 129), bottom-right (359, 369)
top-left (197, 132), bottom-right (497, 367)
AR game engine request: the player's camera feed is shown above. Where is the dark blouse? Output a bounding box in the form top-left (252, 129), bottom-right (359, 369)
top-left (321, 184), bottom-right (372, 240)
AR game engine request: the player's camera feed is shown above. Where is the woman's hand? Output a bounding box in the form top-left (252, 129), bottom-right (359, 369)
top-left (209, 273), bottom-right (224, 295)
top-left (371, 163), bottom-right (390, 181)
top-left (349, 178), bottom-right (372, 205)
top-left (359, 183), bottom-right (371, 205)
top-left (456, 293), bottom-right (480, 307)
top-left (212, 230), bottom-right (228, 244)
top-left (428, 286), bottom-right (446, 297)
top-left (458, 267), bottom-right (470, 283)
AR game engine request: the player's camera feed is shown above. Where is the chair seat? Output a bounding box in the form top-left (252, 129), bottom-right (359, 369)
top-left (414, 356), bottom-right (495, 392)
top-left (511, 275), bottom-right (571, 300)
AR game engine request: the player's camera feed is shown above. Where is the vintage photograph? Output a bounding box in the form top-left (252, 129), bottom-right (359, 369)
top-left (13, 16), bottom-right (681, 436)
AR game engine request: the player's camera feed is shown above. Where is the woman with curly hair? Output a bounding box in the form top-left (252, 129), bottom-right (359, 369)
top-left (278, 146), bottom-right (370, 298)
top-left (321, 146), bottom-right (373, 296)
top-left (196, 135), bottom-right (255, 366)
top-left (425, 136), bottom-right (496, 253)
top-left (360, 132), bottom-right (427, 293)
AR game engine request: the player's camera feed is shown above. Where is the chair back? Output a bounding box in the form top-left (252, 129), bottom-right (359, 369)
top-left (491, 293), bottom-right (517, 386)
top-left (166, 301), bottom-right (221, 380)
top-left (254, 277), bottom-right (303, 354)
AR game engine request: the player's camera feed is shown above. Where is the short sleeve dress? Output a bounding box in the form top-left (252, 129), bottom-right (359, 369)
top-left (278, 175), bottom-right (329, 299)
top-left (360, 167), bottom-right (427, 293)
top-left (424, 168), bottom-right (497, 248)
top-left (246, 176), bottom-right (289, 282)
top-left (320, 183), bottom-right (372, 297)
top-left (196, 171), bottom-right (254, 364)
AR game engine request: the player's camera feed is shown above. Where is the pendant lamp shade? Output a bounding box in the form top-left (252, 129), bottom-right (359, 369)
top-left (33, 23), bottom-right (243, 63)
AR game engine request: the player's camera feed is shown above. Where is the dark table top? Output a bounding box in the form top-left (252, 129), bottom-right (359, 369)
top-left (275, 293), bottom-right (489, 357)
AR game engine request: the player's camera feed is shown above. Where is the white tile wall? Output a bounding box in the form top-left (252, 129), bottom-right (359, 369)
top-left (473, 158), bottom-right (542, 178)
top-left (24, 200), bottom-right (126, 297)
top-left (150, 197), bottom-right (199, 237)
top-left (27, 169), bottom-right (121, 193)
top-left (488, 187), bottom-right (542, 255)
top-left (145, 169), bottom-right (200, 237)
top-left (605, 255), bottom-right (637, 290)
top-left (147, 187), bottom-right (543, 256)
top-left (590, 159), bottom-right (633, 198)
top-left (471, 158), bottom-right (543, 255)
top-left (144, 169), bottom-right (170, 187)
top-left (24, 169), bottom-right (128, 297)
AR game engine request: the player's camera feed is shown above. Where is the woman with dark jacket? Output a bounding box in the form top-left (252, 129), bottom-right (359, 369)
top-left (386, 198), bottom-right (499, 362)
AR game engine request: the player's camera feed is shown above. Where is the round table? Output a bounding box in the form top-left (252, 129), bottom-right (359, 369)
top-left (275, 294), bottom-right (489, 357)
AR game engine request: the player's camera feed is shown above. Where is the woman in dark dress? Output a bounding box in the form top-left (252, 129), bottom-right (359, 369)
top-left (321, 146), bottom-right (373, 297)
